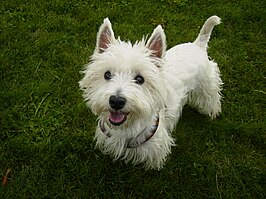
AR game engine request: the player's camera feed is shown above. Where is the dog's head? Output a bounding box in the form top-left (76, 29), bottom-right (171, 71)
top-left (80, 18), bottom-right (167, 128)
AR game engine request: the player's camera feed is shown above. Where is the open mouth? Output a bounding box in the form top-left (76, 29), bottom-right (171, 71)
top-left (109, 111), bottom-right (128, 126)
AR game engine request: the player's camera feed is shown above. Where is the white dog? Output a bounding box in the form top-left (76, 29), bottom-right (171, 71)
top-left (79, 16), bottom-right (223, 170)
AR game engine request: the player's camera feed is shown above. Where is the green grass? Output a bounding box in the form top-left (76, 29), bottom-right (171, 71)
top-left (1, 0), bottom-right (265, 198)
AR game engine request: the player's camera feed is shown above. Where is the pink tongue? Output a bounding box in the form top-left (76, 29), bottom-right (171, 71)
top-left (109, 112), bottom-right (126, 124)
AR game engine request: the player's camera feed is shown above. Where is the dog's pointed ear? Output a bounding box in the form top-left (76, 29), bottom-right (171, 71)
top-left (146, 25), bottom-right (166, 59)
top-left (96, 18), bottom-right (115, 53)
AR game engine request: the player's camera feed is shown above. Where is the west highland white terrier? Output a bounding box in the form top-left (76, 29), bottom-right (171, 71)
top-left (79, 16), bottom-right (223, 170)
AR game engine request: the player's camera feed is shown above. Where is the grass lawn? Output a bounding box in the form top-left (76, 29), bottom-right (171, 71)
top-left (1, 0), bottom-right (265, 198)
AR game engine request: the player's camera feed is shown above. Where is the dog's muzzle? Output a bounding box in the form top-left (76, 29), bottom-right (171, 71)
top-left (109, 95), bottom-right (128, 126)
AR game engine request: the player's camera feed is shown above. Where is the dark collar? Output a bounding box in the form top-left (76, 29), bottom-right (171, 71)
top-left (99, 116), bottom-right (159, 148)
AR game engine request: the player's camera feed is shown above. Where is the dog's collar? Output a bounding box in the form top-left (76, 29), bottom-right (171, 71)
top-left (99, 116), bottom-right (159, 148)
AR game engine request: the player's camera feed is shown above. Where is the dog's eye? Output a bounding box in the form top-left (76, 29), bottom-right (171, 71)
top-left (134, 75), bottom-right (145, 85)
top-left (104, 71), bottom-right (112, 80)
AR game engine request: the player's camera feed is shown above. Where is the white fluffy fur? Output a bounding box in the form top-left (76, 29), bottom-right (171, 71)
top-left (79, 16), bottom-right (223, 170)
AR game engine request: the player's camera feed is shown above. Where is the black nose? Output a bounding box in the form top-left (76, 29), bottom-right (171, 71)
top-left (109, 95), bottom-right (126, 110)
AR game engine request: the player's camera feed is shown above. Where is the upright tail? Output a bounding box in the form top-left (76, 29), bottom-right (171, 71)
top-left (194, 16), bottom-right (221, 49)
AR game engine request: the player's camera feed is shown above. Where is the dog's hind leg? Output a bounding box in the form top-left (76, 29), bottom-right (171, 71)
top-left (188, 60), bottom-right (223, 119)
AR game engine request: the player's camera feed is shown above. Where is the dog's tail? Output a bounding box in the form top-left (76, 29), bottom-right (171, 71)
top-left (194, 16), bottom-right (221, 49)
